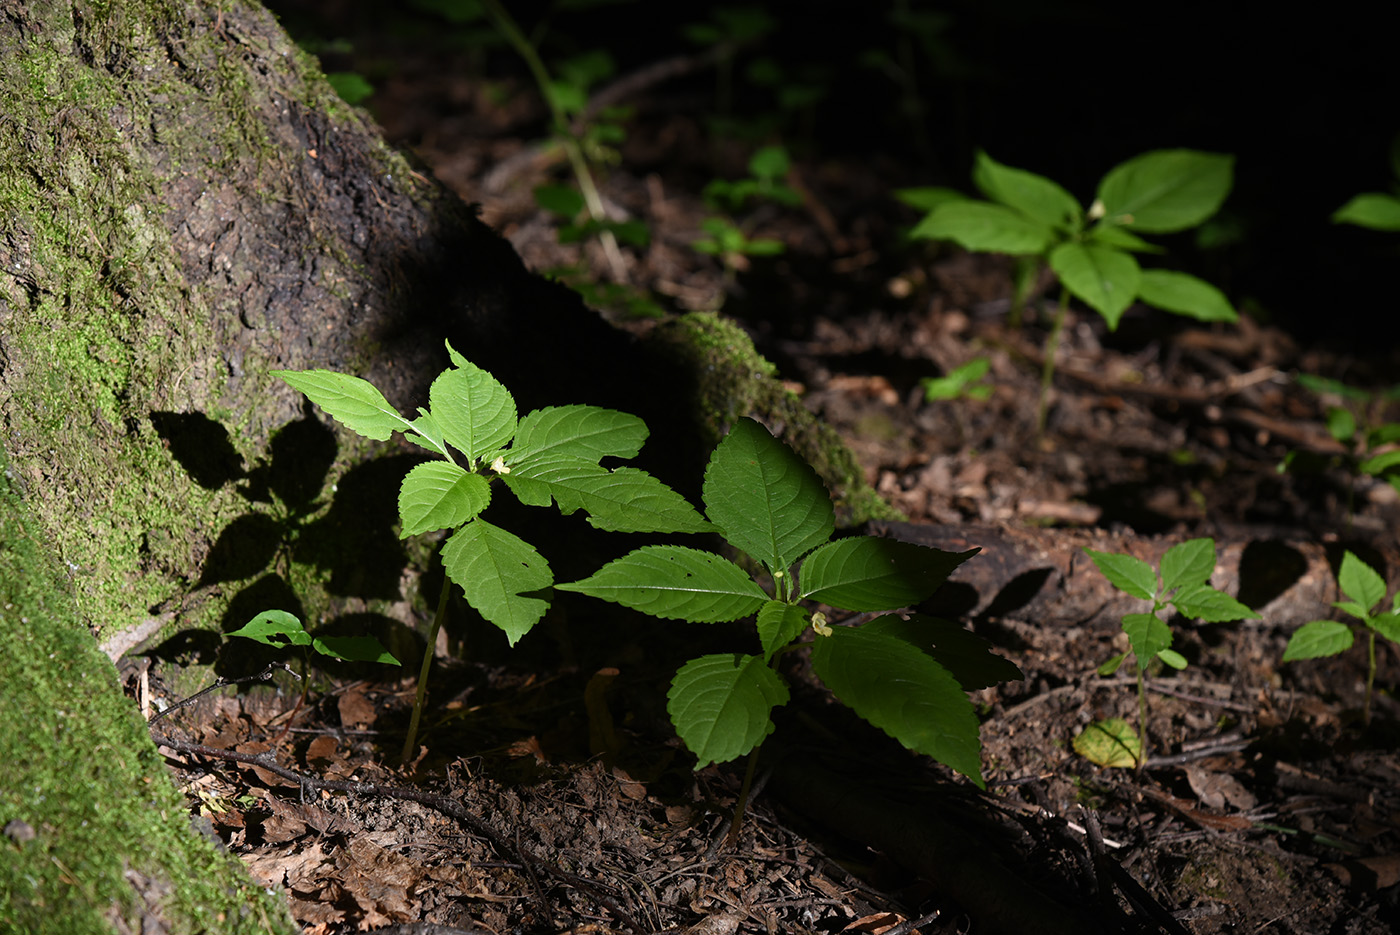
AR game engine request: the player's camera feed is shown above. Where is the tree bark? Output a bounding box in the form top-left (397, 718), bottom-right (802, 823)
top-left (0, 0), bottom-right (890, 929)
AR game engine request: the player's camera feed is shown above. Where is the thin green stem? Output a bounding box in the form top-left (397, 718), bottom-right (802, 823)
top-left (1037, 285), bottom-right (1070, 435)
top-left (1365, 629), bottom-right (1376, 724)
top-left (726, 743), bottom-right (763, 846)
top-left (401, 576), bottom-right (453, 764)
top-left (1136, 665), bottom-right (1149, 769)
top-left (479, 0), bottom-right (628, 282)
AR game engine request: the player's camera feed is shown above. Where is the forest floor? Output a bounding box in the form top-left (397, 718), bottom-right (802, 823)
top-left (138, 25), bottom-right (1400, 935)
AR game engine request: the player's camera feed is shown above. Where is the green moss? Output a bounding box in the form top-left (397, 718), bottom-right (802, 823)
top-left (0, 0), bottom-right (428, 648)
top-left (0, 450), bottom-right (296, 935)
top-left (650, 311), bottom-right (901, 526)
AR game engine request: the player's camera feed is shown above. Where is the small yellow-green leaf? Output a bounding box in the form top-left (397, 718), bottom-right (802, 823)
top-left (1073, 718), bottom-right (1142, 768)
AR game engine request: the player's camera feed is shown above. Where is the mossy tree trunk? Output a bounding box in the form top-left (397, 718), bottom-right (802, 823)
top-left (0, 1), bottom-right (892, 930)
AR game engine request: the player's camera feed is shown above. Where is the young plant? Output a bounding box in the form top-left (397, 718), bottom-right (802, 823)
top-left (921, 356), bottom-right (993, 402)
top-left (230, 609), bottom-right (399, 667)
top-left (1082, 538), bottom-right (1258, 766)
top-left (560, 417), bottom-right (1021, 797)
top-left (1278, 374), bottom-right (1400, 527)
top-left (480, 0), bottom-right (633, 281)
top-left (275, 342), bottom-right (708, 760)
top-left (702, 144), bottom-right (802, 212)
top-left (903, 149), bottom-right (1236, 430)
top-left (1283, 551), bottom-right (1400, 724)
top-left (1333, 135), bottom-right (1400, 231)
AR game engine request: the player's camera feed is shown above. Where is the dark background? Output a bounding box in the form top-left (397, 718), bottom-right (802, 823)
top-left (270, 0), bottom-right (1400, 353)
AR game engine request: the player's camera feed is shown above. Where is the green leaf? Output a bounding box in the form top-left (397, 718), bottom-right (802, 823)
top-left (1282, 620), bottom-right (1354, 661)
top-left (1337, 550), bottom-right (1385, 614)
top-left (1086, 224), bottom-right (1164, 253)
top-left (800, 537), bottom-right (976, 611)
top-left (756, 601), bottom-right (809, 660)
top-left (1160, 538), bottom-right (1217, 591)
top-left (311, 635), bottom-right (400, 665)
top-left (1084, 549), bottom-right (1158, 601)
top-left (1369, 612), bottom-right (1400, 644)
top-left (1326, 407), bottom-right (1357, 444)
top-left (441, 520), bottom-right (552, 646)
top-left (1048, 242), bottom-right (1140, 329)
top-left (922, 357), bottom-right (991, 401)
top-left (1334, 600), bottom-right (1371, 620)
top-left (1095, 149), bottom-right (1234, 233)
top-left (895, 186), bottom-right (969, 212)
top-left (327, 72), bottom-right (374, 105)
top-left (534, 184), bottom-right (586, 217)
top-left (749, 144), bottom-right (790, 180)
top-left (505, 454), bottom-right (710, 533)
top-left (863, 614), bottom-right (1022, 691)
top-left (1097, 651), bottom-right (1128, 676)
top-left (810, 626), bottom-right (983, 787)
top-left (1122, 612), bottom-right (1172, 666)
top-left (703, 418), bottom-right (834, 572)
top-left (667, 654), bottom-right (789, 768)
top-left (1157, 648), bottom-right (1188, 670)
top-left (1136, 270), bottom-right (1237, 322)
top-left (275, 370), bottom-right (416, 441)
top-left (429, 357), bottom-right (517, 463)
top-left (1360, 450), bottom-right (1400, 477)
top-left (398, 462), bottom-right (490, 538)
top-left (556, 545), bottom-right (768, 622)
top-left (1170, 583), bottom-right (1259, 622)
top-left (972, 150), bottom-right (1081, 231)
top-left (1073, 718), bottom-right (1141, 768)
top-left (228, 610), bottom-right (312, 648)
top-left (910, 201), bottom-right (1056, 255)
top-left (407, 410), bottom-right (452, 459)
top-left (1333, 193), bottom-right (1400, 231)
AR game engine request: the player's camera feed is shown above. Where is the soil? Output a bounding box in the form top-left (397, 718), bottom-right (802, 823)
top-left (132, 9), bottom-right (1400, 934)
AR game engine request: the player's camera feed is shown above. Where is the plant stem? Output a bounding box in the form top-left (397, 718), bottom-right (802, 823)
top-left (726, 743), bottom-right (763, 846)
top-left (1036, 285), bottom-right (1070, 435)
top-left (480, 0), bottom-right (628, 283)
top-left (401, 576), bottom-right (452, 764)
top-left (1365, 630), bottom-right (1376, 724)
top-left (1136, 665), bottom-right (1149, 769)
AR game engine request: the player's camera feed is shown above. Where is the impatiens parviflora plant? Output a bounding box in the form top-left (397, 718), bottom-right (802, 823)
top-left (1277, 373), bottom-right (1400, 529)
top-left (1283, 551), bottom-right (1400, 725)
top-left (559, 417), bottom-right (1021, 811)
top-left (1081, 539), bottom-right (1258, 767)
top-left (275, 343), bottom-right (709, 761)
top-left (900, 149), bottom-right (1236, 431)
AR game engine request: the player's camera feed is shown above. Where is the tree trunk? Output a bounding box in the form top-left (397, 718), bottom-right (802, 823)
top-left (0, 0), bottom-right (890, 929)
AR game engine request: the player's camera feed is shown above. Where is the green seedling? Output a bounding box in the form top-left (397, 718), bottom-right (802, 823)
top-left (1283, 551), bottom-right (1400, 724)
top-left (702, 144), bottom-right (802, 212)
top-left (901, 149), bottom-right (1236, 430)
top-left (230, 609), bottom-right (399, 666)
top-left (276, 343), bottom-right (708, 761)
top-left (560, 417), bottom-right (1021, 811)
top-left (1333, 135), bottom-right (1400, 231)
top-left (481, 0), bottom-right (634, 281)
top-left (692, 216), bottom-right (784, 300)
top-left (1082, 538), bottom-right (1258, 766)
top-left (922, 356), bottom-right (993, 402)
top-left (744, 57), bottom-right (829, 143)
top-left (1279, 374), bottom-right (1400, 528)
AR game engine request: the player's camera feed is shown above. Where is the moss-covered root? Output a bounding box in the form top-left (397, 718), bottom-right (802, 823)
top-left (0, 454), bottom-right (296, 935)
top-left (647, 311), bottom-right (901, 527)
